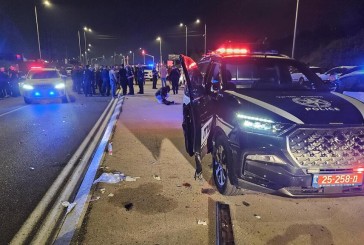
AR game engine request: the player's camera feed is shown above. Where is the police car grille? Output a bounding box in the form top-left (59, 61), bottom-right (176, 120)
top-left (34, 84), bottom-right (54, 90)
top-left (288, 127), bottom-right (364, 168)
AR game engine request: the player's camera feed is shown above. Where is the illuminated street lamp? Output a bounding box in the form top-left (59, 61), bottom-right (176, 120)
top-left (196, 19), bottom-right (207, 54)
top-left (141, 49), bottom-right (145, 64)
top-left (34, 1), bottom-right (52, 60)
top-left (179, 23), bottom-right (188, 55)
top-left (156, 37), bottom-right (162, 65)
top-left (83, 26), bottom-right (92, 64)
top-left (129, 51), bottom-right (134, 65)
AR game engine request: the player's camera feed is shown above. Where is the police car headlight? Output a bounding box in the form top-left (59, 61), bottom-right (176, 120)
top-left (236, 113), bottom-right (294, 136)
top-left (22, 84), bottom-right (34, 90)
top-left (55, 83), bottom-right (65, 89)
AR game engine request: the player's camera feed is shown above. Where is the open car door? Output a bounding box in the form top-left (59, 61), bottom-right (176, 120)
top-left (180, 55), bottom-right (214, 175)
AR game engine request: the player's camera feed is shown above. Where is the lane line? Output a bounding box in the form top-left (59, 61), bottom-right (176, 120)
top-left (0, 105), bottom-right (28, 118)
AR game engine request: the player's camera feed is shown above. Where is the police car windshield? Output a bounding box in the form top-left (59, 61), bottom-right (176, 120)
top-left (224, 58), bottom-right (327, 91)
top-left (28, 70), bottom-right (60, 79)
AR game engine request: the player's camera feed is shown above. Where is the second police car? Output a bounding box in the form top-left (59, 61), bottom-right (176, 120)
top-left (181, 45), bottom-right (364, 197)
top-left (19, 67), bottom-right (68, 104)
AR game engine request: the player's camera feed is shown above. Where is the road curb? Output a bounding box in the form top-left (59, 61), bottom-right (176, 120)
top-left (54, 96), bottom-right (124, 244)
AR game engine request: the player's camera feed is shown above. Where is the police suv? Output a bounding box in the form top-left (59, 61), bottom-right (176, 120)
top-left (181, 46), bottom-right (364, 197)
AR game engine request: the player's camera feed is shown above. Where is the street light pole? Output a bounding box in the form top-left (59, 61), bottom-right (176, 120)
top-left (204, 24), bottom-right (207, 54)
top-left (34, 6), bottom-right (42, 59)
top-left (156, 37), bottom-right (162, 65)
top-left (185, 25), bottom-right (188, 56)
top-left (78, 31), bottom-right (82, 63)
top-left (292, 0), bottom-right (300, 58)
top-left (84, 31), bottom-right (87, 64)
top-left (129, 51), bottom-right (134, 65)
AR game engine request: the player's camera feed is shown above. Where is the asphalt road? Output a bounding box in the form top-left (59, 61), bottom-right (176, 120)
top-left (0, 80), bottom-right (111, 244)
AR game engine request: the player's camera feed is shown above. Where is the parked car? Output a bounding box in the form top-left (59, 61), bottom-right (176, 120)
top-left (334, 70), bottom-right (364, 102)
top-left (340, 65), bottom-right (364, 77)
top-left (181, 46), bottom-right (364, 197)
top-left (320, 66), bottom-right (355, 82)
top-left (291, 66), bottom-right (325, 83)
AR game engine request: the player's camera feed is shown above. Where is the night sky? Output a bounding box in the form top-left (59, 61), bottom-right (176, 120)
top-left (1, 0), bottom-right (364, 64)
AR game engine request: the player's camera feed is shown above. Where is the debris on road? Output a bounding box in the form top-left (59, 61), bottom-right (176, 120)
top-left (61, 201), bottom-right (77, 215)
top-left (182, 182), bottom-right (191, 188)
top-left (29, 167), bottom-right (35, 170)
top-left (93, 173), bottom-right (125, 184)
top-left (124, 202), bottom-right (133, 211)
top-left (99, 188), bottom-right (106, 194)
top-left (90, 196), bottom-right (100, 202)
top-left (125, 176), bottom-right (140, 181)
top-left (242, 201), bottom-right (250, 207)
top-left (108, 142), bottom-right (113, 155)
top-left (153, 175), bottom-right (161, 181)
top-left (254, 214), bottom-right (261, 219)
top-left (201, 188), bottom-right (215, 195)
top-left (197, 220), bottom-right (208, 226)
top-left (108, 193), bottom-right (114, 197)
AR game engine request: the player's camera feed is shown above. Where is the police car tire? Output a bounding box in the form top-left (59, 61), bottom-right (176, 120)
top-left (24, 97), bottom-right (32, 104)
top-left (61, 95), bottom-right (68, 103)
top-left (213, 134), bottom-right (242, 196)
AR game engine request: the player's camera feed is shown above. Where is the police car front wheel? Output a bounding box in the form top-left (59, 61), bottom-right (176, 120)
top-left (213, 134), bottom-right (243, 196)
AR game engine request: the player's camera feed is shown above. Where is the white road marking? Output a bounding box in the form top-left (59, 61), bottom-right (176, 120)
top-left (0, 105), bottom-right (28, 118)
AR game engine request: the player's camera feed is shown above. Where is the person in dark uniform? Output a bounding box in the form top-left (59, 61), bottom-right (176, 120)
top-left (152, 67), bottom-right (158, 89)
top-left (118, 64), bottom-right (128, 95)
top-left (75, 66), bottom-right (84, 94)
top-left (169, 66), bottom-right (180, 94)
top-left (71, 66), bottom-right (77, 92)
top-left (126, 65), bottom-right (135, 95)
top-left (83, 65), bottom-right (94, 97)
top-left (101, 66), bottom-right (110, 96)
top-left (136, 64), bottom-right (144, 94)
top-left (0, 67), bottom-right (9, 98)
top-left (96, 66), bottom-right (103, 95)
top-left (155, 85), bottom-right (174, 105)
top-left (8, 66), bottom-right (20, 97)
top-left (134, 66), bottom-right (138, 85)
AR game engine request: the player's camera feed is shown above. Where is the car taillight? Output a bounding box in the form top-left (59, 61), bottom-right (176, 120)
top-left (353, 167), bottom-right (364, 173)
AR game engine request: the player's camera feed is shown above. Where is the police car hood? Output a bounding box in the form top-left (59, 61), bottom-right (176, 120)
top-left (25, 78), bottom-right (63, 85)
top-left (226, 90), bottom-right (364, 125)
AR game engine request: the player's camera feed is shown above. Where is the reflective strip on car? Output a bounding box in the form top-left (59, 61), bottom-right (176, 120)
top-left (225, 90), bottom-right (304, 124)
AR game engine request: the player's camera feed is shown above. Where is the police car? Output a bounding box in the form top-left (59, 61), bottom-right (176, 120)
top-left (20, 67), bottom-right (67, 104)
top-left (181, 46), bottom-right (364, 197)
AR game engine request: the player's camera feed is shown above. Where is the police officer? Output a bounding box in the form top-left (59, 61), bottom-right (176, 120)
top-left (83, 65), bottom-right (94, 96)
top-left (126, 65), bottom-right (134, 95)
top-left (101, 66), bottom-right (110, 96)
top-left (8, 66), bottom-right (20, 97)
top-left (169, 66), bottom-right (180, 94)
top-left (0, 67), bottom-right (9, 98)
top-left (137, 64), bottom-right (144, 94)
top-left (152, 67), bottom-right (158, 89)
top-left (119, 64), bottom-right (128, 95)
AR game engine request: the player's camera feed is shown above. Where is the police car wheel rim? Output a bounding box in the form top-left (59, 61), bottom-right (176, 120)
top-left (215, 145), bottom-right (227, 187)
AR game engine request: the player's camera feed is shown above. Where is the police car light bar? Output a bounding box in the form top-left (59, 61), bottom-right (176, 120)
top-left (216, 48), bottom-right (249, 55)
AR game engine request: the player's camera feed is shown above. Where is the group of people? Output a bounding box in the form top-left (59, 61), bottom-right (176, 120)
top-left (69, 62), bottom-right (183, 106)
top-left (0, 66), bottom-right (21, 99)
top-left (70, 64), bottom-right (147, 97)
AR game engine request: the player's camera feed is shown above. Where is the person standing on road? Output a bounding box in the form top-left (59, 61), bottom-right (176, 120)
top-left (83, 65), bottom-right (94, 97)
top-left (109, 66), bottom-right (117, 97)
top-left (8, 66), bottom-right (20, 97)
top-left (101, 66), bottom-right (110, 96)
top-left (152, 67), bottom-right (158, 89)
top-left (126, 65), bottom-right (135, 95)
top-left (0, 67), bottom-right (9, 98)
top-left (75, 65), bottom-right (84, 94)
top-left (96, 66), bottom-right (103, 95)
top-left (169, 66), bottom-right (180, 94)
top-left (160, 64), bottom-right (167, 87)
top-left (118, 64), bottom-right (128, 95)
top-left (137, 64), bottom-right (144, 94)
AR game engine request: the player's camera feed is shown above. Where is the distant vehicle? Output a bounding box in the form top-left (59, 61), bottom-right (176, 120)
top-left (291, 66), bottom-right (325, 83)
top-left (142, 65), bottom-right (153, 80)
top-left (340, 65), bottom-right (364, 77)
top-left (335, 70), bottom-right (364, 102)
top-left (320, 66), bottom-right (355, 82)
top-left (19, 67), bottom-right (67, 104)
